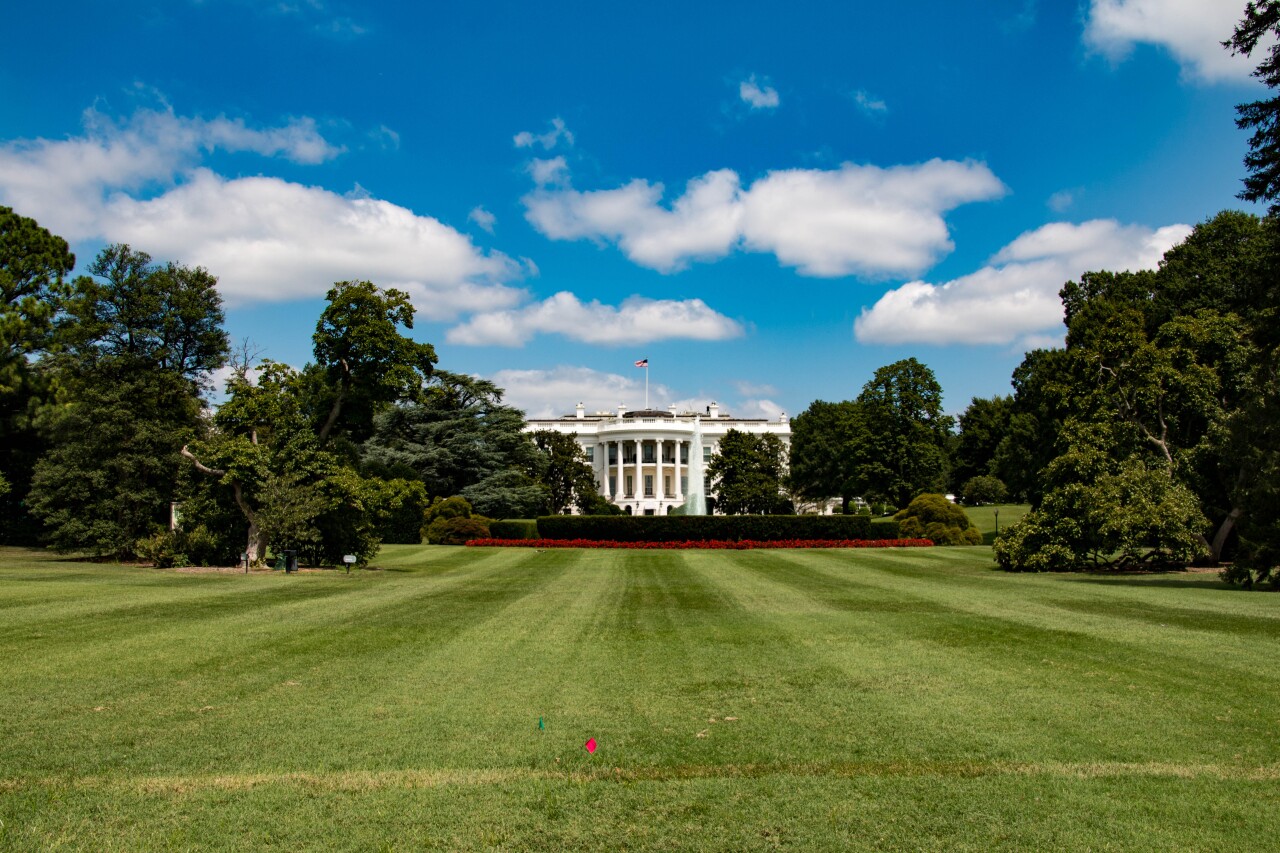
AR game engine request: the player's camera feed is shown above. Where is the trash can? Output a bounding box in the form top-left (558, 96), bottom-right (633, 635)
top-left (285, 550), bottom-right (298, 573)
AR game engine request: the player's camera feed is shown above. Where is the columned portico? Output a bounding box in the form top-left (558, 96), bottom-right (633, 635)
top-left (526, 404), bottom-right (791, 515)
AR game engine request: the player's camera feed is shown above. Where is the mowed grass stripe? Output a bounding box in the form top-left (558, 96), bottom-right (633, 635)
top-left (0, 549), bottom-right (576, 777)
top-left (691, 548), bottom-right (1280, 767)
top-left (6, 758), bottom-right (1280, 795)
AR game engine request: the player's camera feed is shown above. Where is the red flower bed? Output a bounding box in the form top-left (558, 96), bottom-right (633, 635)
top-left (465, 538), bottom-right (933, 550)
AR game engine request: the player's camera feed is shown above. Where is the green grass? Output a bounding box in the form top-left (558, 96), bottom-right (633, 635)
top-left (1, 543), bottom-right (1278, 850)
top-left (964, 503), bottom-right (1031, 544)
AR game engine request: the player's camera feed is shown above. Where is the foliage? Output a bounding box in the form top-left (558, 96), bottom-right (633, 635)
top-left (529, 429), bottom-right (603, 514)
top-left (951, 395), bottom-right (1012, 490)
top-left (133, 524), bottom-right (224, 568)
top-left (536, 513), bottom-right (900, 543)
top-left (59, 245), bottom-right (228, 384)
top-left (362, 371), bottom-right (541, 500)
top-left (362, 477), bottom-right (429, 544)
top-left (0, 205), bottom-right (74, 393)
top-left (894, 493), bottom-right (980, 546)
top-left (707, 429), bottom-right (791, 515)
top-left (852, 359), bottom-right (952, 507)
top-left (961, 475), bottom-right (1007, 506)
top-left (28, 357), bottom-right (206, 559)
top-left (994, 460), bottom-right (1207, 572)
top-left (1227, 1), bottom-right (1280, 214)
top-left (992, 349), bottom-right (1071, 504)
top-left (488, 519), bottom-right (540, 539)
top-left (310, 280), bottom-right (437, 445)
top-left (428, 515), bottom-right (491, 545)
top-left (787, 399), bottom-right (865, 512)
top-left (461, 469), bottom-right (550, 519)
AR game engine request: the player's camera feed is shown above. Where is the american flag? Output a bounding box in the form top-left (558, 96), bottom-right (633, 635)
top-left (634, 358), bottom-right (648, 367)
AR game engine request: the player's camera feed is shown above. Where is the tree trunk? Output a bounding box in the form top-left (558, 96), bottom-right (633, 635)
top-left (1209, 506), bottom-right (1243, 564)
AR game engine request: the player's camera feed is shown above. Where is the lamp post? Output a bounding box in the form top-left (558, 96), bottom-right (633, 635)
top-left (994, 507), bottom-right (1000, 536)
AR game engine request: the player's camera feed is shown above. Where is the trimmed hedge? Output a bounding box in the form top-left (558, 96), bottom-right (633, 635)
top-left (488, 519), bottom-right (540, 540)
top-left (535, 514), bottom-right (900, 543)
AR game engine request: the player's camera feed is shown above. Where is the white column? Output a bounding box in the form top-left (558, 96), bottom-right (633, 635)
top-left (634, 439), bottom-right (642, 499)
top-left (676, 440), bottom-right (684, 501)
top-left (615, 440), bottom-right (624, 500)
top-left (657, 439), bottom-right (665, 500)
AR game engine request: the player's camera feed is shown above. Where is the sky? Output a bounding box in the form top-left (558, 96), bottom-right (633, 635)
top-left (0, 0), bottom-right (1268, 419)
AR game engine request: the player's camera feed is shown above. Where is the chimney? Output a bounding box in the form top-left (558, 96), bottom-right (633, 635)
top-left (708, 401), bottom-right (720, 419)
top-left (575, 402), bottom-right (585, 419)
top-left (668, 404), bottom-right (677, 416)
top-left (617, 404), bottom-right (626, 418)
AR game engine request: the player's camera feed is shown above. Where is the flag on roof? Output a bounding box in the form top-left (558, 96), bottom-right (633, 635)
top-left (634, 358), bottom-right (648, 367)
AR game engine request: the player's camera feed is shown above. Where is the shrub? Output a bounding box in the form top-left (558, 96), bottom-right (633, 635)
top-left (895, 493), bottom-right (980, 546)
top-left (488, 519), bottom-right (539, 539)
top-left (534, 514), bottom-right (901, 543)
top-left (431, 515), bottom-right (490, 545)
top-left (363, 478), bottom-right (430, 544)
top-left (135, 531), bottom-right (187, 568)
top-left (961, 475), bottom-right (1008, 506)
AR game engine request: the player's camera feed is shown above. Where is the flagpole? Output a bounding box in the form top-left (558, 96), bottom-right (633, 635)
top-left (645, 363), bottom-right (649, 409)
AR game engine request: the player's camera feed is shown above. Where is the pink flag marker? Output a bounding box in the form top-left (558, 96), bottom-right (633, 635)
top-left (584, 737), bottom-right (597, 754)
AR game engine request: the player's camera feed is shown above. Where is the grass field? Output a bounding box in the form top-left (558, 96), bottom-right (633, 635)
top-left (2, 543), bottom-right (1278, 850)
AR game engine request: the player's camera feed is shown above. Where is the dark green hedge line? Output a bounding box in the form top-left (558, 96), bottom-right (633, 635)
top-left (535, 514), bottom-right (900, 543)
top-left (489, 519), bottom-right (540, 540)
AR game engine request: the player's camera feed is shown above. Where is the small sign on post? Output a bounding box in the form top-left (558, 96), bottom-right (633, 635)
top-left (343, 554), bottom-right (357, 574)
top-left (241, 552), bottom-right (249, 573)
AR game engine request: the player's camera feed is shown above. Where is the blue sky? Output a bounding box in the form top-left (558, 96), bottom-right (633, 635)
top-left (0, 1), bottom-right (1266, 418)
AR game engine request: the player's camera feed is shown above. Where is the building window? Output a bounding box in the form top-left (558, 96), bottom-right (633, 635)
top-left (703, 446), bottom-right (712, 461)
top-left (644, 509), bottom-right (655, 516)
top-left (680, 475), bottom-right (688, 494)
top-left (585, 446), bottom-right (594, 462)
top-left (664, 474), bottom-right (672, 496)
top-left (642, 443), bottom-right (655, 463)
top-left (623, 448), bottom-right (636, 463)
top-left (608, 446), bottom-right (617, 464)
top-left (644, 475), bottom-right (654, 497)
top-left (625, 475), bottom-right (634, 497)
top-left (662, 444), bottom-right (675, 463)
top-left (681, 445), bottom-right (689, 464)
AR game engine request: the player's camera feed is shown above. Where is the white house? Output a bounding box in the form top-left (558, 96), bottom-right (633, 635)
top-left (525, 402), bottom-right (791, 515)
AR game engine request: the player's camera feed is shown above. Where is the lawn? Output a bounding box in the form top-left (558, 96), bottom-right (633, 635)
top-left (1, 543), bottom-right (1278, 850)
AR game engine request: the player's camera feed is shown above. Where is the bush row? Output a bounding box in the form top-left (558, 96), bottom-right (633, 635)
top-left (468, 537), bottom-right (930, 550)
top-left (534, 514), bottom-right (899, 543)
top-left (489, 519), bottom-right (540, 539)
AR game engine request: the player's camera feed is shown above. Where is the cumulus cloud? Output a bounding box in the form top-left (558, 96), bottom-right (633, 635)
top-left (513, 117), bottom-right (574, 150)
top-left (447, 292), bottom-right (743, 346)
top-left (739, 75), bottom-right (780, 109)
top-left (468, 206), bottom-right (496, 233)
top-left (490, 366), bottom-right (672, 419)
top-left (854, 219), bottom-right (1192, 347)
top-left (527, 156), bottom-right (570, 187)
top-left (1083, 0), bottom-right (1263, 82)
top-left (523, 159), bottom-right (1004, 277)
top-left (0, 107), bottom-right (524, 314)
top-left (491, 365), bottom-right (783, 421)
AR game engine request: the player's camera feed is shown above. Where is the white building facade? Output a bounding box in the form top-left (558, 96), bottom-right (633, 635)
top-left (525, 402), bottom-right (791, 515)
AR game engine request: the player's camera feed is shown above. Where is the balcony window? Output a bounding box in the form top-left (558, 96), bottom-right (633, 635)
top-left (642, 444), bottom-right (655, 463)
top-left (644, 475), bottom-right (654, 497)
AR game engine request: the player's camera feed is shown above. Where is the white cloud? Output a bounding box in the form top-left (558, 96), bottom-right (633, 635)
top-left (447, 291), bottom-right (743, 346)
top-left (491, 366), bottom-right (672, 419)
top-left (523, 159), bottom-right (1004, 277)
top-left (0, 107), bottom-right (524, 314)
top-left (513, 117), bottom-right (574, 150)
top-left (1047, 189), bottom-right (1077, 212)
top-left (527, 156), bottom-right (570, 187)
top-left (854, 219), bottom-right (1192, 347)
top-left (739, 75), bottom-right (780, 109)
top-left (491, 365), bottom-right (783, 421)
top-left (852, 89), bottom-right (888, 116)
top-left (1083, 0), bottom-right (1262, 82)
top-left (468, 205), bottom-right (496, 233)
